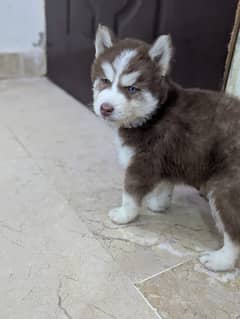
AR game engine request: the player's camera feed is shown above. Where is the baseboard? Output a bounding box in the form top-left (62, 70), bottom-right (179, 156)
top-left (0, 48), bottom-right (46, 79)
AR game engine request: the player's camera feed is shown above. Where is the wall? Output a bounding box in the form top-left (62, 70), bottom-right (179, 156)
top-left (226, 30), bottom-right (240, 97)
top-left (0, 0), bottom-right (46, 78)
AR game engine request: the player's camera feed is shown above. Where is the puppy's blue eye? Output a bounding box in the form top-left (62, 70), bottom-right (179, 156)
top-left (127, 86), bottom-right (139, 94)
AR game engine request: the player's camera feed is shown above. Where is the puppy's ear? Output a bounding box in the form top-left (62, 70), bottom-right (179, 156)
top-left (95, 25), bottom-right (115, 58)
top-left (149, 35), bottom-right (173, 76)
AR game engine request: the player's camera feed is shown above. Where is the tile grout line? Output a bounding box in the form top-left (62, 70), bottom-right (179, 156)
top-left (133, 259), bottom-right (194, 319)
top-left (6, 126), bottom-right (33, 158)
top-left (136, 258), bottom-right (193, 285)
top-left (133, 284), bottom-right (163, 319)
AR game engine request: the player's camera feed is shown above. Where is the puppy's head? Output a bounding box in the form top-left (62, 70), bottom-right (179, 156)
top-left (91, 25), bottom-right (173, 127)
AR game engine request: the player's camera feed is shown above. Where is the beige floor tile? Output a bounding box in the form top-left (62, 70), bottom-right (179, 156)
top-left (0, 78), bottom-right (115, 160)
top-left (0, 159), bottom-right (159, 319)
top-left (28, 156), bottom-right (220, 282)
top-left (0, 78), bottom-right (221, 283)
top-left (137, 260), bottom-right (240, 319)
top-left (84, 185), bottom-right (219, 283)
top-left (0, 78), bottom-right (238, 319)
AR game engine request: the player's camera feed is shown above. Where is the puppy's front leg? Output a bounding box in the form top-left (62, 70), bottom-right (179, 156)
top-left (109, 190), bottom-right (139, 225)
top-left (109, 164), bottom-right (153, 224)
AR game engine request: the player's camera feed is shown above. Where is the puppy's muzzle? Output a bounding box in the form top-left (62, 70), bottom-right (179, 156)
top-left (100, 103), bottom-right (114, 117)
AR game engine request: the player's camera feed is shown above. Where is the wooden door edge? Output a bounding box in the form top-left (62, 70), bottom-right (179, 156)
top-left (223, 0), bottom-right (240, 90)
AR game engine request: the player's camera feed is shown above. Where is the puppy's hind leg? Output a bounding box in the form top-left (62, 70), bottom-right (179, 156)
top-left (143, 181), bottom-right (174, 213)
top-left (200, 186), bottom-right (240, 271)
top-left (200, 232), bottom-right (240, 271)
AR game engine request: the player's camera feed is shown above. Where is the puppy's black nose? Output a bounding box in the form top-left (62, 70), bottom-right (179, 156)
top-left (100, 103), bottom-right (114, 117)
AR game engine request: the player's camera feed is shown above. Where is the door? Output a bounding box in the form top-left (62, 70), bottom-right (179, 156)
top-left (46, 0), bottom-right (238, 105)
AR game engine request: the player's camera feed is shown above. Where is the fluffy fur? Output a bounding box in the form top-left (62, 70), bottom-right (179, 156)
top-left (91, 25), bottom-right (240, 271)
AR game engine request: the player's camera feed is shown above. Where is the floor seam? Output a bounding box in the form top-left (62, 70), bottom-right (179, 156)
top-left (136, 258), bottom-right (194, 285)
top-left (6, 126), bottom-right (33, 158)
top-left (133, 284), bottom-right (163, 319)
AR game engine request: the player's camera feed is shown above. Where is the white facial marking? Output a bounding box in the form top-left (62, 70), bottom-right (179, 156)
top-left (143, 182), bottom-right (173, 212)
top-left (93, 79), bottom-right (101, 100)
top-left (149, 35), bottom-right (172, 76)
top-left (93, 84), bottom-right (126, 118)
top-left (93, 49), bottom-right (138, 119)
top-left (120, 71), bottom-right (141, 87)
top-left (200, 232), bottom-right (240, 271)
top-left (113, 50), bottom-right (137, 82)
top-left (115, 133), bottom-right (135, 169)
top-left (207, 191), bottom-right (224, 234)
top-left (109, 191), bottom-right (139, 224)
top-left (93, 48), bottom-right (159, 127)
top-left (102, 62), bottom-right (114, 82)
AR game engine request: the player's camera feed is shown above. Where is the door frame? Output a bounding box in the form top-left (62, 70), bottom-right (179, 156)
top-left (223, 0), bottom-right (240, 89)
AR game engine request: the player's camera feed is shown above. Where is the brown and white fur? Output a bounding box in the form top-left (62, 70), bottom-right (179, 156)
top-left (91, 25), bottom-right (240, 272)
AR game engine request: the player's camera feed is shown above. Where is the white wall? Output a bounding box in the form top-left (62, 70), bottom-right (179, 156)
top-left (0, 0), bottom-right (45, 53)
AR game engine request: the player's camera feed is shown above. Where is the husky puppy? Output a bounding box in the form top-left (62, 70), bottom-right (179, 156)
top-left (91, 25), bottom-right (240, 272)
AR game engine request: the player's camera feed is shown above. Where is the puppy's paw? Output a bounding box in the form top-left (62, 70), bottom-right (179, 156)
top-left (145, 196), bottom-right (170, 213)
top-left (199, 249), bottom-right (235, 272)
top-left (108, 206), bottom-right (138, 225)
top-left (147, 200), bottom-right (170, 213)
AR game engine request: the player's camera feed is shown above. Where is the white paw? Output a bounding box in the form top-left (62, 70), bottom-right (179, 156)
top-left (144, 183), bottom-right (173, 213)
top-left (147, 200), bottom-right (170, 213)
top-left (108, 206), bottom-right (138, 225)
top-left (145, 196), bottom-right (171, 213)
top-left (199, 249), bottom-right (235, 272)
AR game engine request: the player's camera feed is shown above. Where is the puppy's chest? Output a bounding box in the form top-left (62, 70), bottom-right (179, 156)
top-left (114, 134), bottom-right (135, 169)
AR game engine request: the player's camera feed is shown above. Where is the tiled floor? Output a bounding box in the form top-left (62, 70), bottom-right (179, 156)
top-left (0, 78), bottom-right (239, 319)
